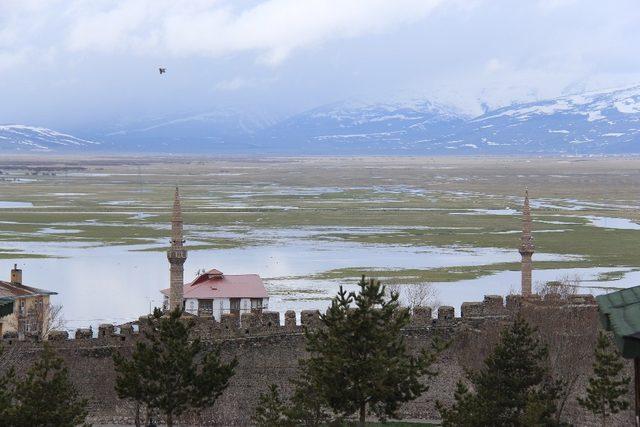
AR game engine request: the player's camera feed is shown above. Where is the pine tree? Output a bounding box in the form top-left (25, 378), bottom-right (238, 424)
top-left (113, 307), bottom-right (237, 427)
top-left (438, 315), bottom-right (567, 426)
top-left (285, 363), bottom-right (332, 426)
top-left (577, 331), bottom-right (630, 426)
top-left (113, 346), bottom-right (150, 427)
top-left (10, 344), bottom-right (88, 427)
top-left (435, 381), bottom-right (479, 427)
top-left (0, 346), bottom-right (15, 420)
top-left (252, 359), bottom-right (332, 426)
top-left (303, 275), bottom-right (443, 426)
top-left (252, 384), bottom-right (293, 427)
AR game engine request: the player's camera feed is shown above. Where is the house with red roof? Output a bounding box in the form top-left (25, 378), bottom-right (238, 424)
top-left (161, 268), bottom-right (269, 320)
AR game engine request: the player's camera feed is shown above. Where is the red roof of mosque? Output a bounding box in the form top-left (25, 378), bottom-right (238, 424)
top-left (161, 269), bottom-right (267, 299)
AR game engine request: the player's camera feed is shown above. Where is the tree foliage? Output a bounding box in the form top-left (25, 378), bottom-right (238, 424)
top-left (577, 331), bottom-right (630, 426)
top-left (0, 344), bottom-right (88, 427)
top-left (252, 384), bottom-right (292, 427)
top-left (437, 315), bottom-right (567, 426)
top-left (253, 365), bottom-right (333, 427)
top-left (113, 307), bottom-right (237, 427)
top-left (253, 276), bottom-right (444, 426)
top-left (0, 346), bottom-right (14, 420)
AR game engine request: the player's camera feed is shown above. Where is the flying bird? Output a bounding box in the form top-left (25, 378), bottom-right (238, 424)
top-left (159, 67), bottom-right (166, 75)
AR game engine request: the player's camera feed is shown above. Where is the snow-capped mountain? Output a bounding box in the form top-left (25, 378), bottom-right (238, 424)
top-left (441, 85), bottom-right (640, 154)
top-left (3, 84), bottom-right (640, 154)
top-left (100, 108), bottom-right (278, 152)
top-left (262, 99), bottom-right (469, 153)
top-left (0, 125), bottom-right (99, 152)
top-left (260, 86), bottom-right (640, 154)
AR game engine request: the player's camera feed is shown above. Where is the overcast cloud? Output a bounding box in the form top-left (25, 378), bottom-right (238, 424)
top-left (1, 0), bottom-right (639, 131)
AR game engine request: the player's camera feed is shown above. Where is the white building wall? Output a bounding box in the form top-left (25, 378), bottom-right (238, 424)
top-left (185, 298), bottom-right (198, 316)
top-left (196, 297), bottom-right (271, 321)
top-left (213, 298), bottom-right (224, 322)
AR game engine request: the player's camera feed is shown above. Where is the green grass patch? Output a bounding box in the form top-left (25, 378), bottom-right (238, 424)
top-left (288, 260), bottom-right (594, 284)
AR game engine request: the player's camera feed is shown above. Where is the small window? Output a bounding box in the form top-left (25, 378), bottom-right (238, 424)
top-left (251, 298), bottom-right (263, 310)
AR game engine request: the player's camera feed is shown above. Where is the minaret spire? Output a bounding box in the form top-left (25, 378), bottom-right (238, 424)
top-left (171, 186), bottom-right (184, 247)
top-left (167, 186), bottom-right (187, 311)
top-left (519, 187), bottom-right (535, 295)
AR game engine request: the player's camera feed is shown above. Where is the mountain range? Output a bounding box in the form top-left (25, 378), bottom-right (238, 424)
top-left (2, 85), bottom-right (640, 155)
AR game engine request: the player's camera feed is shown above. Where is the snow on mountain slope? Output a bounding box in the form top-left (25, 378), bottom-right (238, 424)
top-left (4, 84), bottom-right (640, 154)
top-left (263, 99), bottom-right (469, 153)
top-left (439, 85), bottom-right (640, 154)
top-left (100, 108), bottom-right (278, 152)
top-left (0, 125), bottom-right (99, 152)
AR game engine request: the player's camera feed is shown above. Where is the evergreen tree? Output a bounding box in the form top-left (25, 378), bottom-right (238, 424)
top-left (303, 275), bottom-right (443, 426)
top-left (0, 346), bottom-right (15, 420)
top-left (252, 362), bottom-right (332, 426)
top-left (113, 307), bottom-right (237, 427)
top-left (10, 344), bottom-right (88, 427)
top-left (252, 384), bottom-right (293, 427)
top-left (438, 315), bottom-right (567, 426)
top-left (577, 331), bottom-right (630, 426)
top-left (113, 345), bottom-right (151, 427)
top-left (285, 364), bottom-right (332, 426)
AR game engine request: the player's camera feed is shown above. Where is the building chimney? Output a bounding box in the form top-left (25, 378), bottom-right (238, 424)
top-left (11, 264), bottom-right (22, 285)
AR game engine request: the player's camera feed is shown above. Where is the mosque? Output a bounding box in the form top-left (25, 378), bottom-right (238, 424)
top-left (160, 188), bottom-right (269, 321)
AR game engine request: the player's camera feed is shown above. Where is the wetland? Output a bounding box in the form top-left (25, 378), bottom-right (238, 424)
top-left (1, 155), bottom-right (640, 330)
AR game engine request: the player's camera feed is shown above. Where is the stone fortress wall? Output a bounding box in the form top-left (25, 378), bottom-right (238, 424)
top-left (0, 293), bottom-right (632, 426)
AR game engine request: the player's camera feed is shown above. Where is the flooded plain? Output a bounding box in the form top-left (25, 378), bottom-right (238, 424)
top-left (2, 156), bottom-right (640, 331)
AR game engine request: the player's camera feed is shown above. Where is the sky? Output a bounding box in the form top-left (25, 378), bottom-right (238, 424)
top-left (1, 0), bottom-right (640, 132)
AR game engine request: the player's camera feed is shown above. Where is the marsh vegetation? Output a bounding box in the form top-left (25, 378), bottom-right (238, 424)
top-left (1, 156), bottom-right (640, 329)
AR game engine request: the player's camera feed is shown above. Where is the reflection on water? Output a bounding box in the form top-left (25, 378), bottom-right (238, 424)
top-left (0, 236), bottom-right (623, 332)
top-left (269, 267), bottom-right (637, 320)
top-left (584, 215), bottom-right (640, 230)
top-left (0, 201), bottom-right (33, 208)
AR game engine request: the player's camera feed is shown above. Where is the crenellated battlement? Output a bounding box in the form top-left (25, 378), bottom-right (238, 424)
top-left (0, 293), bottom-right (598, 345)
top-left (0, 292), bottom-right (618, 426)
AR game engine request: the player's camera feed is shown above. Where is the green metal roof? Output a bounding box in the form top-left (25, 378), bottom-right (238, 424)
top-left (596, 285), bottom-right (640, 358)
top-left (0, 296), bottom-right (14, 318)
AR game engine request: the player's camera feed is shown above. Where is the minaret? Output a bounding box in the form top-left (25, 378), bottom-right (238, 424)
top-left (519, 188), bottom-right (535, 296)
top-left (167, 187), bottom-right (187, 311)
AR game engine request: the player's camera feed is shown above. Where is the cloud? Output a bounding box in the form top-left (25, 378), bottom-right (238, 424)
top-left (1, 0), bottom-right (639, 128)
top-left (214, 76), bottom-right (269, 91)
top-left (60, 0), bottom-right (446, 65)
top-left (536, 0), bottom-right (578, 11)
top-left (0, 49), bottom-right (28, 72)
top-left (485, 58), bottom-right (505, 73)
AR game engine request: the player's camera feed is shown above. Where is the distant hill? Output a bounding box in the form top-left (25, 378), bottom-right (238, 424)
top-left (99, 108), bottom-right (278, 153)
top-left (0, 125), bottom-right (99, 152)
top-left (444, 85), bottom-right (640, 154)
top-left (259, 99), bottom-right (468, 153)
top-left (2, 85), bottom-right (640, 154)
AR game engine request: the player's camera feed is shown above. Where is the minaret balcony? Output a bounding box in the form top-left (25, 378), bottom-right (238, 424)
top-left (167, 248), bottom-right (187, 260)
top-left (519, 246), bottom-right (535, 255)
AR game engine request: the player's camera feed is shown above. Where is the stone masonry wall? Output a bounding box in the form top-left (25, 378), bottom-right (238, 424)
top-left (0, 294), bottom-right (634, 426)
